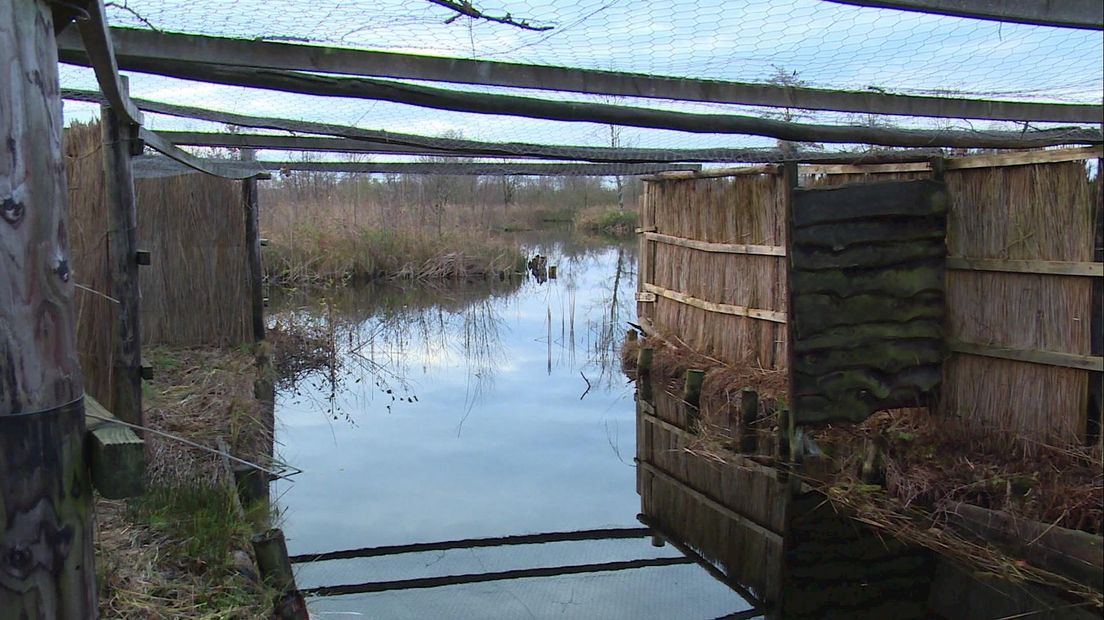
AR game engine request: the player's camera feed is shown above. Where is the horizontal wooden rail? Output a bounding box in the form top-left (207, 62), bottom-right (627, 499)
top-left (643, 165), bottom-right (781, 180)
top-left (803, 146), bottom-right (1104, 175)
top-left (301, 556), bottom-right (694, 597)
top-left (290, 527), bottom-right (652, 564)
top-left (644, 232), bottom-right (786, 257)
top-left (643, 283), bottom-right (787, 324)
top-left (75, 0), bottom-right (142, 125)
top-left (637, 459), bottom-right (783, 544)
top-left (55, 26), bottom-right (1102, 122)
top-left (946, 257), bottom-right (1103, 277)
top-left (139, 130), bottom-right (271, 180)
top-left (949, 341), bottom-right (1104, 372)
top-left (56, 56), bottom-right (1102, 148)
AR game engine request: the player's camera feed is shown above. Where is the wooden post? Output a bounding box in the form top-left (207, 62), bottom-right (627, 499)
top-left (637, 346), bottom-right (654, 402)
top-left (739, 388), bottom-right (760, 454)
top-left (0, 1), bottom-right (97, 614)
top-left (252, 528), bottom-right (309, 619)
top-left (102, 76), bottom-right (143, 430)
top-left (683, 368), bottom-right (705, 431)
top-left (242, 149), bottom-right (265, 342)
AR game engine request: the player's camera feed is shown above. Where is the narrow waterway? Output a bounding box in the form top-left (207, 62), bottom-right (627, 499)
top-left (271, 237), bottom-right (754, 618)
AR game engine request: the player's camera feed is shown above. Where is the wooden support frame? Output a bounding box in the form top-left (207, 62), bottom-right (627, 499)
top-left (802, 146), bottom-right (1104, 175)
top-left (139, 129), bottom-right (270, 180)
top-left (825, 0), bottom-right (1103, 30)
top-left (55, 55), bottom-right (1103, 148)
top-left (56, 26), bottom-right (1102, 122)
top-left (241, 149), bottom-right (265, 342)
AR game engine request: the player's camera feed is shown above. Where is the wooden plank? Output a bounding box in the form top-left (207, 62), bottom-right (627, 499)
top-left (302, 556), bottom-right (695, 597)
top-left (801, 162), bottom-right (933, 175)
top-left (945, 146), bottom-right (1104, 169)
top-left (84, 396), bottom-right (145, 500)
top-left (637, 460), bottom-right (784, 543)
top-left (824, 0), bottom-right (1104, 30)
top-left (644, 283), bottom-right (787, 323)
top-left (949, 341), bottom-right (1103, 372)
top-left (138, 129), bottom-right (270, 180)
top-left (1, 3), bottom-right (96, 613)
top-left (645, 232), bottom-right (787, 256)
top-left (635, 291), bottom-right (657, 303)
top-left (63, 90), bottom-right (952, 165)
top-left (55, 26), bottom-right (1102, 122)
top-left (946, 257), bottom-right (1103, 277)
top-left (73, 0), bottom-right (142, 124)
top-left (643, 165), bottom-right (781, 180)
top-left (54, 57), bottom-right (1104, 148)
top-left (291, 527), bottom-right (652, 564)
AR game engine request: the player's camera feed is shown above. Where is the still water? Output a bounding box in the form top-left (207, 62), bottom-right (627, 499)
top-left (271, 237), bottom-right (754, 618)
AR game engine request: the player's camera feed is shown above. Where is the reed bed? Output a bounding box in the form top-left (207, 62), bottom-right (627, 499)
top-left (943, 161), bottom-right (1095, 445)
top-left (573, 204), bottom-right (638, 237)
top-left (644, 172), bottom-right (788, 369)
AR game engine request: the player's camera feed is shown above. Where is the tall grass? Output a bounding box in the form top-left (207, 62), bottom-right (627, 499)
top-left (573, 205), bottom-right (639, 237)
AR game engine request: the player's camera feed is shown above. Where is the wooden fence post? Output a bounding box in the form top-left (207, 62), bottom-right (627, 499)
top-left (242, 149), bottom-right (265, 341)
top-left (102, 76), bottom-right (143, 430)
top-left (1, 2), bottom-right (97, 615)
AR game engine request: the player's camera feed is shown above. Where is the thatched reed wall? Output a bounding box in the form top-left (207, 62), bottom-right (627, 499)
top-left (640, 167), bottom-right (788, 370)
top-left (637, 149), bottom-right (1101, 444)
top-left (942, 159), bottom-right (1098, 446)
top-left (65, 121), bottom-right (252, 407)
top-left (136, 175), bottom-right (251, 346)
top-left (66, 122), bottom-right (114, 407)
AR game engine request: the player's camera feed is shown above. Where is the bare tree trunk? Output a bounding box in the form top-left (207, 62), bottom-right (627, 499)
top-left (0, 2), bottom-right (97, 617)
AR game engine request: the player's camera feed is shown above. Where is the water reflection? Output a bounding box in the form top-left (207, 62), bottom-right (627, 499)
top-left (272, 237), bottom-right (755, 618)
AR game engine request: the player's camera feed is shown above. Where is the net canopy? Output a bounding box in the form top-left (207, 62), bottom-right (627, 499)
top-left (58, 0), bottom-right (1104, 165)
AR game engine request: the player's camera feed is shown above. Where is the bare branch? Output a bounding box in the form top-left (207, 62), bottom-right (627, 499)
top-left (104, 1), bottom-right (159, 31)
top-left (425, 0), bottom-right (554, 31)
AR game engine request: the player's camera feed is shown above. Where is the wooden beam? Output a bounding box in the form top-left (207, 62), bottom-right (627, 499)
top-left (64, 90), bottom-right (954, 165)
top-left (301, 556), bottom-right (694, 597)
top-left (824, 0), bottom-right (1103, 31)
top-left (290, 527), bottom-right (652, 564)
top-left (102, 79), bottom-right (143, 430)
top-left (132, 155), bottom-right (702, 177)
top-left (84, 396), bottom-right (145, 499)
top-left (946, 257), bottom-right (1103, 277)
top-left (1, 1), bottom-right (97, 614)
top-left (644, 283), bottom-right (788, 323)
top-left (138, 128), bottom-right (270, 180)
top-left (944, 146), bottom-right (1104, 169)
top-left (949, 341), bottom-right (1104, 372)
top-left (73, 1), bottom-right (142, 124)
top-left (55, 26), bottom-right (1102, 122)
top-left (142, 130), bottom-right (953, 165)
top-left (644, 232), bottom-right (787, 256)
top-left (56, 57), bottom-right (1104, 148)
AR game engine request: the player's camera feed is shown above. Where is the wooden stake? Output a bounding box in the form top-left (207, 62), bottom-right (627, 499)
top-left (102, 75), bottom-right (143, 429)
top-left (242, 149), bottom-right (265, 341)
top-left (739, 388), bottom-right (760, 454)
top-left (683, 369), bottom-right (705, 407)
top-left (0, 2), bottom-right (97, 614)
top-left (637, 346), bottom-right (654, 401)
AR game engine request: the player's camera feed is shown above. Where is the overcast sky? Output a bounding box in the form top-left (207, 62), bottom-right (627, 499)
top-left (58, 0), bottom-right (1103, 159)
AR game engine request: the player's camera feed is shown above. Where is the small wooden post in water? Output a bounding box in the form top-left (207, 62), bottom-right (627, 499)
top-left (102, 76), bottom-right (144, 430)
top-left (637, 346), bottom-right (654, 401)
top-left (242, 149), bottom-right (266, 342)
top-left (739, 388), bottom-right (760, 454)
top-left (683, 369), bottom-right (705, 429)
top-left (1, 2), bottom-right (97, 613)
top-left (252, 528), bottom-right (309, 619)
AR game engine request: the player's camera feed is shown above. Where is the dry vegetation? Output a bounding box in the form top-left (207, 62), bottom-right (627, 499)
top-left (95, 346), bottom-right (276, 619)
top-left (259, 168), bottom-right (641, 284)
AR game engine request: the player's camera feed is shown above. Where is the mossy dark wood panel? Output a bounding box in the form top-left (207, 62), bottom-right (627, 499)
top-left (790, 180), bottom-right (948, 424)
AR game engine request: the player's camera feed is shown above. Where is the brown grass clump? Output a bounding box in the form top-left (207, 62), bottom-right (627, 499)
top-left (95, 345), bottom-right (274, 618)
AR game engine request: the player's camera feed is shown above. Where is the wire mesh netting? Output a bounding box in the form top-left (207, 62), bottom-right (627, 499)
top-left (58, 0), bottom-right (1103, 165)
